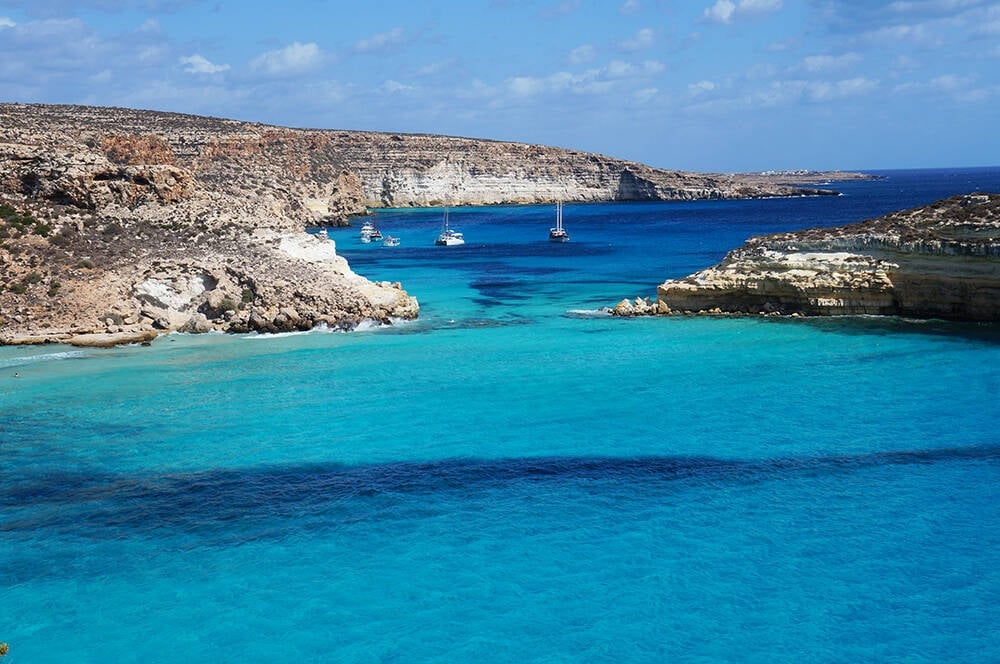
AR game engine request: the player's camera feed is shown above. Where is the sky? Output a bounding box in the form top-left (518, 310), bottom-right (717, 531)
top-left (0, 0), bottom-right (998, 173)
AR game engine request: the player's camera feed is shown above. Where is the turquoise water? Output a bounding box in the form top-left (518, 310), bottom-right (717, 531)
top-left (3, 168), bottom-right (1000, 662)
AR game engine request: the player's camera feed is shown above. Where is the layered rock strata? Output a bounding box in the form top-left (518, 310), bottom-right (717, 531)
top-left (0, 104), bottom-right (421, 345)
top-left (614, 194), bottom-right (1000, 322)
top-left (2, 104), bottom-right (836, 219)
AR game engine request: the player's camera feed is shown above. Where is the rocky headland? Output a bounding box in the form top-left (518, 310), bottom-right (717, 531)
top-left (1, 103), bottom-right (846, 345)
top-left (613, 193), bottom-right (1000, 322)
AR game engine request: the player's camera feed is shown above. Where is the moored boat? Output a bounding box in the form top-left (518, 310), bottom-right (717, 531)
top-left (435, 208), bottom-right (465, 246)
top-left (360, 219), bottom-right (376, 243)
top-left (549, 201), bottom-right (569, 242)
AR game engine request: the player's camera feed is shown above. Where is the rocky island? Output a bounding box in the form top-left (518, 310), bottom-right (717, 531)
top-left (1, 103), bottom-right (845, 346)
top-left (613, 193), bottom-right (1000, 322)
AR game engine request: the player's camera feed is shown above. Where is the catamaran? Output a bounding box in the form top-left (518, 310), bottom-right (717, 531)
top-left (549, 201), bottom-right (570, 242)
top-left (435, 208), bottom-right (465, 246)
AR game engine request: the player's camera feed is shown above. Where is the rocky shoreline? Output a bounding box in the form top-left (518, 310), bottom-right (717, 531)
top-left (612, 193), bottom-right (1000, 322)
top-left (0, 103), bottom-right (860, 345)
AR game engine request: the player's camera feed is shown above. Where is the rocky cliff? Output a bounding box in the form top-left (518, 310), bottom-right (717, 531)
top-left (613, 194), bottom-right (1000, 322)
top-left (0, 104), bottom-right (419, 345)
top-left (0, 103), bottom-right (841, 344)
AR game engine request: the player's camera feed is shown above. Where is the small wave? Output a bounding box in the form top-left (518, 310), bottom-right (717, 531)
top-left (241, 319), bottom-right (398, 339)
top-left (0, 350), bottom-right (88, 369)
top-left (564, 308), bottom-right (612, 318)
top-left (243, 329), bottom-right (317, 340)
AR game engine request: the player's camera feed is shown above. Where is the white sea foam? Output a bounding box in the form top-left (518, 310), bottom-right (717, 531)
top-left (243, 329), bottom-right (314, 340)
top-left (0, 350), bottom-right (88, 368)
top-left (565, 308), bottom-right (612, 318)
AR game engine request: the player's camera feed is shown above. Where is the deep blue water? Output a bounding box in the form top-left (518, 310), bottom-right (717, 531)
top-left (2, 167), bottom-right (1000, 662)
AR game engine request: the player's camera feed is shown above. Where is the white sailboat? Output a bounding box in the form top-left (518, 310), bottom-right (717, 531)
top-left (434, 207), bottom-right (465, 246)
top-left (549, 201), bottom-right (570, 242)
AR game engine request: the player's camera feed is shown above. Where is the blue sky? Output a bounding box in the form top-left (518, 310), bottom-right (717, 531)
top-left (1, 0), bottom-right (997, 172)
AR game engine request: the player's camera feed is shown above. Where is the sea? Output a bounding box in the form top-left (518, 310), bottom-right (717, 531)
top-left (2, 167), bottom-right (1000, 662)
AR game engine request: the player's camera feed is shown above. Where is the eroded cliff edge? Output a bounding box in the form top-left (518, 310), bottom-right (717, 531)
top-left (1, 103), bottom-right (841, 345)
top-left (613, 194), bottom-right (1000, 322)
top-left (0, 104), bottom-right (420, 345)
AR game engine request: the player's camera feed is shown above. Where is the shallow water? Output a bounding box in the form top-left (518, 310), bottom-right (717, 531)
top-left (3, 168), bottom-right (1000, 662)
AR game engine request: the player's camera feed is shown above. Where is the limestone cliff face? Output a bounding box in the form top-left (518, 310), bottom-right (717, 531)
top-left (331, 133), bottom-right (835, 207)
top-left (630, 194), bottom-right (1000, 322)
top-left (0, 104), bottom-right (416, 344)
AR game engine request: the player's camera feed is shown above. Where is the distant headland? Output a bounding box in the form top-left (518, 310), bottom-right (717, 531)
top-left (613, 193), bottom-right (1000, 322)
top-left (0, 103), bottom-right (862, 346)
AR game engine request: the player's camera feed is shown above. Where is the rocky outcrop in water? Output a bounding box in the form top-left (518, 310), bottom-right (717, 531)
top-left (615, 194), bottom-right (1000, 322)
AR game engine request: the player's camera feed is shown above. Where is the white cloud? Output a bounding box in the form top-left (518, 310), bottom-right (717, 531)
top-left (618, 27), bottom-right (655, 51)
top-left (739, 0), bottom-right (783, 14)
top-left (250, 42), bottom-right (323, 76)
top-left (704, 0), bottom-right (736, 23)
top-left (136, 18), bottom-right (160, 34)
top-left (508, 76), bottom-right (546, 97)
top-left (747, 63), bottom-right (778, 80)
top-left (889, 0), bottom-right (982, 15)
top-left (861, 22), bottom-right (941, 47)
top-left (381, 79), bottom-right (413, 93)
top-left (497, 56), bottom-right (664, 101)
top-left (703, 0), bottom-right (782, 24)
top-left (800, 52), bottom-right (861, 73)
top-left (355, 27), bottom-right (406, 53)
top-left (569, 44), bottom-right (596, 64)
top-left (180, 54), bottom-right (230, 75)
top-left (634, 87), bottom-right (658, 102)
top-left (1, 17), bottom-right (17, 29)
top-left (642, 59), bottom-right (665, 74)
top-left (836, 76), bottom-right (878, 96)
top-left (705, 76), bottom-right (880, 110)
top-left (929, 73), bottom-right (971, 91)
top-left (416, 59), bottom-right (457, 76)
top-left (975, 17), bottom-right (1000, 36)
top-left (620, 0), bottom-right (641, 14)
top-left (689, 80), bottom-right (717, 94)
top-left (892, 73), bottom-right (994, 102)
top-left (539, 0), bottom-right (581, 18)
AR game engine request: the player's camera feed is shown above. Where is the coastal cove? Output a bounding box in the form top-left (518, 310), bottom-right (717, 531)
top-left (3, 167), bottom-right (1000, 662)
